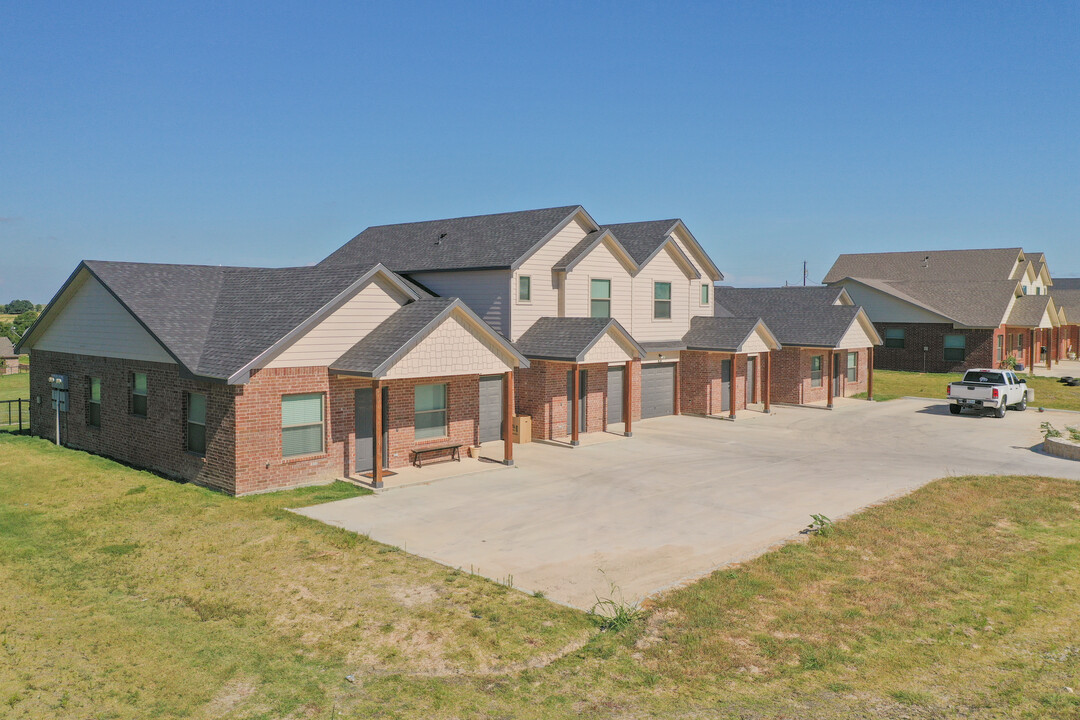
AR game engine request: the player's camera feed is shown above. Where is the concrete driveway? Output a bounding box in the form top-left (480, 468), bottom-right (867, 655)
top-left (296, 398), bottom-right (1080, 609)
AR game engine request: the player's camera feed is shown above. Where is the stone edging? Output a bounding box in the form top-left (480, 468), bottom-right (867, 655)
top-left (1043, 436), bottom-right (1080, 461)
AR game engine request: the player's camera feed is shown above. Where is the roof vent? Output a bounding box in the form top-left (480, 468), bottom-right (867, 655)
top-left (922, 255), bottom-right (930, 269)
top-left (435, 232), bottom-right (447, 245)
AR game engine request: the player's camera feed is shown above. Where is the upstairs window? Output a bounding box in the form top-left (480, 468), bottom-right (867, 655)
top-left (810, 356), bottom-right (823, 387)
top-left (700, 283), bottom-right (710, 305)
top-left (944, 334), bottom-right (966, 363)
top-left (846, 352), bottom-right (858, 382)
top-left (187, 392), bottom-right (207, 455)
top-left (87, 377), bottom-right (101, 427)
top-left (884, 328), bottom-right (905, 349)
top-left (653, 282), bottom-right (672, 319)
top-left (281, 393), bottom-right (324, 457)
top-left (131, 372), bottom-right (148, 417)
top-left (590, 279), bottom-right (611, 318)
top-left (518, 275), bottom-right (531, 302)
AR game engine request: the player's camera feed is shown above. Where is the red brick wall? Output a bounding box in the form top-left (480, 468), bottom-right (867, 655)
top-left (29, 350), bottom-right (237, 493)
top-left (678, 351), bottom-right (756, 415)
top-left (873, 323), bottom-right (994, 373)
top-left (384, 374), bottom-right (479, 467)
top-left (1067, 325), bottom-right (1080, 358)
top-left (768, 348), bottom-right (869, 404)
top-left (513, 360), bottom-right (615, 439)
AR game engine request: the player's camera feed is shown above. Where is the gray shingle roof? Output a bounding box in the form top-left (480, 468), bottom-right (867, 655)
top-left (824, 248), bottom-right (1024, 284)
top-left (1005, 295), bottom-right (1053, 327)
top-left (874, 280), bottom-right (1020, 327)
top-left (600, 220), bottom-right (681, 266)
top-left (682, 316), bottom-right (777, 352)
top-left (514, 317), bottom-right (643, 362)
top-left (1051, 288), bottom-right (1080, 312)
top-left (553, 230), bottom-right (606, 271)
top-left (0, 337), bottom-right (16, 358)
top-left (73, 261), bottom-right (399, 381)
top-left (1054, 277), bottom-right (1080, 290)
top-left (713, 286), bottom-right (867, 347)
top-left (318, 206), bottom-right (583, 272)
top-left (329, 298), bottom-right (457, 376)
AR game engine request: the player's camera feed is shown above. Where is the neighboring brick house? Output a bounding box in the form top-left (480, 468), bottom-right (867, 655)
top-left (713, 287), bottom-right (881, 407)
top-left (0, 337), bottom-right (19, 375)
top-left (1050, 279), bottom-right (1080, 360)
top-left (18, 261), bottom-right (527, 494)
top-left (823, 248), bottom-right (1069, 373)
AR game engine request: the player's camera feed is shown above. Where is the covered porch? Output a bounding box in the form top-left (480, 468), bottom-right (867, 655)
top-left (679, 316), bottom-right (782, 420)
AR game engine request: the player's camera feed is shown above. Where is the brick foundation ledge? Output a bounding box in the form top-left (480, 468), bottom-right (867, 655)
top-left (1043, 436), bottom-right (1080, 461)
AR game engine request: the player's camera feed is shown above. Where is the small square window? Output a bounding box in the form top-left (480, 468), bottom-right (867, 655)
top-left (654, 282), bottom-right (672, 319)
top-left (944, 334), bottom-right (966, 363)
top-left (884, 328), bottom-right (905, 349)
top-left (131, 372), bottom-right (147, 417)
top-left (518, 275), bottom-right (531, 302)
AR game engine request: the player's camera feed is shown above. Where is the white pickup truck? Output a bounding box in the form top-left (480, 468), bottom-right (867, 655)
top-left (946, 369), bottom-right (1031, 417)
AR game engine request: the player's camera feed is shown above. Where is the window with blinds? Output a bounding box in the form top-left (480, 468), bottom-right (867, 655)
top-left (281, 393), bottom-right (324, 457)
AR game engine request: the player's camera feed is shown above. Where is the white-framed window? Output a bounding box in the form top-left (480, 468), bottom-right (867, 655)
top-left (415, 383), bottom-right (448, 440)
top-left (131, 372), bottom-right (148, 417)
top-left (846, 352), bottom-right (857, 382)
top-left (187, 392), bottom-right (207, 455)
top-left (518, 275), bottom-right (531, 302)
top-left (87, 377), bottom-right (101, 427)
top-left (281, 393), bottom-right (324, 457)
top-left (590, 279), bottom-right (611, 318)
top-left (653, 282), bottom-right (672, 319)
top-left (700, 283), bottom-right (710, 305)
top-left (810, 356), bottom-right (823, 387)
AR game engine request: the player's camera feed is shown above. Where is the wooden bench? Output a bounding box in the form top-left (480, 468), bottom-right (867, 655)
top-left (411, 444), bottom-right (462, 468)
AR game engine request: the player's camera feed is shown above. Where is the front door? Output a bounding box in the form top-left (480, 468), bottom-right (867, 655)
top-left (478, 375), bottom-right (504, 443)
top-left (606, 366), bottom-right (624, 425)
top-left (354, 387), bottom-right (388, 474)
top-left (746, 356), bottom-right (756, 405)
top-left (720, 359), bottom-right (731, 412)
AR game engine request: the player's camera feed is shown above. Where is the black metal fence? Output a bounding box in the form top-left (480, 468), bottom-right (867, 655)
top-left (1, 398), bottom-right (29, 433)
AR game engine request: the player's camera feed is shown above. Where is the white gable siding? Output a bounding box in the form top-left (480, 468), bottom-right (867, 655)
top-left (511, 218), bottom-right (591, 340)
top-left (563, 241), bottom-right (633, 324)
top-left (837, 281), bottom-right (951, 324)
top-left (265, 275), bottom-right (408, 369)
top-left (631, 245), bottom-right (692, 341)
top-left (384, 311), bottom-right (514, 379)
top-left (837, 319), bottom-right (876, 350)
top-left (582, 332), bottom-right (636, 363)
top-left (739, 327), bottom-right (773, 354)
top-left (406, 270), bottom-right (510, 337)
top-left (33, 274), bottom-right (174, 364)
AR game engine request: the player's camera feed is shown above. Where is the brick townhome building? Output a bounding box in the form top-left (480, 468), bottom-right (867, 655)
top-left (713, 287), bottom-right (881, 407)
top-left (1051, 278), bottom-right (1080, 361)
top-left (824, 249), bottom-right (1073, 373)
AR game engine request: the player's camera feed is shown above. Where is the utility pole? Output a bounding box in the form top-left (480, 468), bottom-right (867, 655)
top-left (803, 261), bottom-right (808, 287)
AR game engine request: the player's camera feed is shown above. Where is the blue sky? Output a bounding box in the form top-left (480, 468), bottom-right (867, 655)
top-left (2, 1), bottom-right (1077, 302)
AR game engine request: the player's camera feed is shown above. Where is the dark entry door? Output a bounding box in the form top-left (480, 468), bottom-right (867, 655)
top-left (354, 387), bottom-right (388, 473)
top-left (746, 356), bottom-right (756, 405)
top-left (478, 375), bottom-right (504, 443)
top-left (720, 359), bottom-right (731, 412)
top-left (833, 354), bottom-right (842, 395)
top-left (606, 366), bottom-right (624, 424)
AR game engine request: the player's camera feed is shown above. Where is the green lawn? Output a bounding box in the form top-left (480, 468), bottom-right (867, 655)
top-left (857, 369), bottom-right (1080, 411)
top-left (0, 372), bottom-right (29, 403)
top-left (3, 435), bottom-right (1080, 718)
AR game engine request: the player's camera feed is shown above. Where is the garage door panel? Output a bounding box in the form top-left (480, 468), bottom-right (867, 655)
top-left (641, 363), bottom-right (675, 419)
top-left (479, 375), bottom-right (503, 443)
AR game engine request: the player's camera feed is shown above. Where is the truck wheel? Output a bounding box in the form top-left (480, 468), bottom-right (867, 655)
top-left (995, 401), bottom-right (1007, 419)
top-left (1014, 397), bottom-right (1027, 411)
top-left (949, 404), bottom-right (962, 415)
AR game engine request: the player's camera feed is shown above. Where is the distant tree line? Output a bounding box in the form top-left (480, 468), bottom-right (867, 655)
top-left (1, 300), bottom-right (42, 345)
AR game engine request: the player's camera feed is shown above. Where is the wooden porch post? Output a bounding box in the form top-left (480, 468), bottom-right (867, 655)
top-left (1047, 329), bottom-right (1052, 369)
top-left (1030, 329), bottom-right (1035, 369)
top-left (763, 351), bottom-right (771, 413)
top-left (570, 364), bottom-right (580, 446)
top-left (730, 353), bottom-right (738, 419)
top-left (372, 379), bottom-right (384, 488)
top-left (826, 350), bottom-right (834, 409)
top-left (623, 359), bottom-right (633, 437)
top-left (503, 370), bottom-right (514, 466)
top-left (867, 346), bottom-right (875, 401)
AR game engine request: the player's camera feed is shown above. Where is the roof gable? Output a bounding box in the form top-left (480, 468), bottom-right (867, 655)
top-left (683, 316), bottom-right (781, 352)
top-left (514, 317), bottom-right (645, 362)
top-left (602, 219), bottom-right (722, 281)
top-left (713, 286), bottom-right (879, 347)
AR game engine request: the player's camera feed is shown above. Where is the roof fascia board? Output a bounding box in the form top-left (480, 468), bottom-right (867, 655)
top-left (228, 264), bottom-right (419, 384)
top-left (510, 206), bottom-right (595, 272)
top-left (668, 220), bottom-right (723, 281)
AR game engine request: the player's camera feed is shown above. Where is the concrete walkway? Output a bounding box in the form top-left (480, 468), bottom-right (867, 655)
top-left (296, 398), bottom-right (1080, 610)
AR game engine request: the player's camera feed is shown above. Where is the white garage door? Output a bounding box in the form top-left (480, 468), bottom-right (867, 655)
top-left (641, 363), bottom-right (676, 419)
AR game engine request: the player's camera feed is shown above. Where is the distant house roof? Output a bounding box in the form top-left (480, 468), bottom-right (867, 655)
top-left (1054, 277), bottom-right (1080, 290)
top-left (318, 205), bottom-right (587, 273)
top-left (513, 317), bottom-right (644, 362)
top-left (713, 286), bottom-right (880, 347)
top-left (1005, 295), bottom-right (1055, 328)
top-left (329, 298), bottom-right (527, 377)
top-left (823, 248), bottom-right (1024, 284)
top-left (20, 260), bottom-right (421, 383)
top-left (0, 337), bottom-right (16, 358)
top-left (682, 316), bottom-right (781, 353)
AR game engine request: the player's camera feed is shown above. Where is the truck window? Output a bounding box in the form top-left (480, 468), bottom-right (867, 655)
top-left (962, 371), bottom-right (1003, 384)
